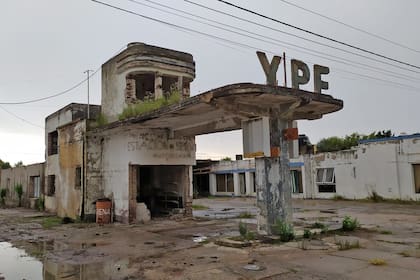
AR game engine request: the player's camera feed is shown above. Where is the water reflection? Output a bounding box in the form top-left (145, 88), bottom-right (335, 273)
top-left (0, 242), bottom-right (130, 280)
top-left (0, 241), bottom-right (43, 280)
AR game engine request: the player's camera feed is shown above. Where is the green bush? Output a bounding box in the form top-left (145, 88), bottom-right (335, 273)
top-left (36, 197), bottom-right (45, 211)
top-left (342, 216), bottom-right (359, 231)
top-left (0, 188), bottom-right (6, 206)
top-left (303, 229), bottom-right (312, 239)
top-left (14, 183), bottom-right (23, 207)
top-left (272, 219), bottom-right (295, 242)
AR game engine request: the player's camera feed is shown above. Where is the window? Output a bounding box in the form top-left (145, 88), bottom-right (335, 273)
top-left (291, 170), bottom-right (303, 193)
top-left (134, 73), bottom-right (155, 101)
top-left (75, 167), bottom-right (82, 189)
top-left (316, 168), bottom-right (336, 193)
top-left (216, 174), bottom-right (234, 192)
top-left (47, 175), bottom-right (56, 196)
top-left (30, 176), bottom-right (41, 198)
top-left (48, 131), bottom-right (58, 155)
top-left (162, 75), bottom-right (178, 95)
top-left (413, 164), bottom-right (420, 193)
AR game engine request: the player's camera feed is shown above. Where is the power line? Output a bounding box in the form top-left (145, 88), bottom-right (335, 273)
top-left (92, 0), bottom-right (420, 93)
top-left (0, 105), bottom-right (44, 129)
top-left (184, 0), bottom-right (420, 75)
top-left (0, 68), bottom-right (99, 105)
top-left (278, 0), bottom-right (420, 53)
top-left (214, 0), bottom-right (420, 70)
top-left (129, 0), bottom-right (420, 83)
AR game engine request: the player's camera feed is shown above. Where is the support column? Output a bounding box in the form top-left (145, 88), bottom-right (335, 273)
top-left (233, 173), bottom-right (240, 196)
top-left (245, 172), bottom-right (252, 195)
top-left (154, 75), bottom-right (163, 99)
top-left (256, 118), bottom-right (292, 235)
top-left (209, 174), bottom-right (217, 195)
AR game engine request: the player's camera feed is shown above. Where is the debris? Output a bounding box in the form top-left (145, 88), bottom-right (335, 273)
top-left (243, 264), bottom-right (265, 271)
top-left (193, 236), bottom-right (207, 243)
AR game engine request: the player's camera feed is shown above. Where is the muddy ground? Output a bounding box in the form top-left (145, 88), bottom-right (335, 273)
top-left (1, 198), bottom-right (420, 279)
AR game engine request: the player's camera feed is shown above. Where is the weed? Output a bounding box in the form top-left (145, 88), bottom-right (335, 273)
top-left (369, 258), bottom-right (387, 266)
top-left (336, 240), bottom-right (360, 250)
top-left (272, 219), bottom-right (295, 242)
top-left (36, 197), bottom-right (45, 211)
top-left (398, 251), bottom-right (411, 257)
top-left (41, 216), bottom-right (62, 229)
top-left (95, 113), bottom-right (108, 127)
top-left (118, 91), bottom-right (181, 120)
top-left (0, 188), bottom-right (6, 206)
top-left (312, 222), bottom-right (328, 233)
top-left (192, 204), bottom-right (209, 210)
top-left (303, 229), bottom-right (312, 239)
top-left (238, 221), bottom-right (256, 241)
top-left (333, 195), bottom-right (346, 201)
top-left (342, 216), bottom-right (359, 231)
top-left (237, 212), bottom-right (254, 219)
top-left (379, 230), bottom-right (392, 235)
top-left (14, 183), bottom-right (23, 207)
top-left (368, 191), bottom-right (384, 202)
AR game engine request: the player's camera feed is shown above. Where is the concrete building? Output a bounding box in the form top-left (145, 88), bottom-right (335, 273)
top-left (0, 163), bottom-right (45, 208)
top-left (306, 134), bottom-right (420, 200)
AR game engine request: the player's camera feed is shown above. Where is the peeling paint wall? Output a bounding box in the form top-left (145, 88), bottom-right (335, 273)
top-left (309, 137), bottom-right (420, 200)
top-left (85, 125), bottom-right (195, 223)
top-left (0, 163), bottom-right (44, 208)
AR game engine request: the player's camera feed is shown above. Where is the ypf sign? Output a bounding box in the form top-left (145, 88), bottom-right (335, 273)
top-left (257, 51), bottom-right (330, 93)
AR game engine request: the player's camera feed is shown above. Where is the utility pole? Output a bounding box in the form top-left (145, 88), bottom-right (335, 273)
top-left (84, 70), bottom-right (94, 119)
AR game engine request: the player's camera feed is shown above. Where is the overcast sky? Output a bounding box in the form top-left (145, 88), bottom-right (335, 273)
top-left (1, 0), bottom-right (419, 165)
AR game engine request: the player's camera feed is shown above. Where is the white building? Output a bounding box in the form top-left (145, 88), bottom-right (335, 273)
top-left (307, 134), bottom-right (420, 200)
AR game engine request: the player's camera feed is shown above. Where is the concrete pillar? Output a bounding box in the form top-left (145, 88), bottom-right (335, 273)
top-left (255, 118), bottom-right (293, 235)
top-left (154, 75), bottom-right (163, 99)
top-left (209, 174), bottom-right (216, 195)
top-left (233, 173), bottom-right (240, 196)
top-left (245, 172), bottom-right (252, 195)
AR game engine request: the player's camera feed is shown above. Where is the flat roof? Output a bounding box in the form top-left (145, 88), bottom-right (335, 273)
top-left (99, 83), bottom-right (343, 137)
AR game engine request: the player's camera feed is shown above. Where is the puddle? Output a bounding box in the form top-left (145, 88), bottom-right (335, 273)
top-left (0, 241), bottom-right (131, 279)
top-left (0, 241), bottom-right (43, 280)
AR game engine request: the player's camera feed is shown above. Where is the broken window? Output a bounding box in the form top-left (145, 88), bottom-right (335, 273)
top-left (413, 164), bottom-right (420, 193)
top-left (316, 168), bottom-right (336, 193)
top-left (75, 167), bottom-right (82, 189)
top-left (132, 73), bottom-right (155, 101)
top-left (48, 131), bottom-right (58, 155)
top-left (162, 75), bottom-right (178, 96)
top-left (216, 174), bottom-right (234, 193)
top-left (30, 176), bottom-right (41, 198)
top-left (47, 175), bottom-right (56, 196)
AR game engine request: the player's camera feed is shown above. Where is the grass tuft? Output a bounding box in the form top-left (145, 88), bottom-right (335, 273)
top-left (192, 204), bottom-right (209, 210)
top-left (369, 258), bottom-right (387, 266)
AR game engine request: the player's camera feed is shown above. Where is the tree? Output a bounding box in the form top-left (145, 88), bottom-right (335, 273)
top-left (14, 161), bottom-right (23, 167)
top-left (0, 159), bottom-right (11, 169)
top-left (317, 130), bottom-right (394, 152)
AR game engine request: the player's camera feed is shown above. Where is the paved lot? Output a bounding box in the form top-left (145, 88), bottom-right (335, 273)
top-left (0, 198), bottom-right (420, 279)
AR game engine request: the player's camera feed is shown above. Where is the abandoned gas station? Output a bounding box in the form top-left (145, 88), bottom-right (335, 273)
top-left (2, 42), bottom-right (343, 234)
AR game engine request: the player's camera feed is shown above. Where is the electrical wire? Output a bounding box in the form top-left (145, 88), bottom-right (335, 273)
top-left (129, 0), bottom-right (420, 83)
top-left (213, 0), bottom-right (420, 70)
top-left (278, 0), bottom-right (420, 53)
top-left (92, 0), bottom-right (420, 93)
top-left (0, 105), bottom-right (44, 129)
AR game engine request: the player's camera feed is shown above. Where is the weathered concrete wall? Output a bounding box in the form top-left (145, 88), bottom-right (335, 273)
top-left (309, 136), bottom-right (420, 200)
top-left (55, 120), bottom-right (85, 219)
top-left (0, 163), bottom-right (45, 208)
top-left (85, 125), bottom-right (195, 222)
top-left (101, 42), bottom-right (196, 122)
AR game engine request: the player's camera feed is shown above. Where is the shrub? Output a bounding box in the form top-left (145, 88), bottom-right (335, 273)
top-left (303, 229), bottom-right (312, 239)
top-left (95, 113), bottom-right (108, 127)
top-left (36, 197), bottom-right (45, 211)
top-left (14, 183), bottom-right (23, 207)
top-left (342, 216), bottom-right (359, 231)
top-left (368, 191), bottom-right (384, 202)
top-left (0, 188), bottom-right (6, 206)
top-left (272, 219), bottom-right (295, 242)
